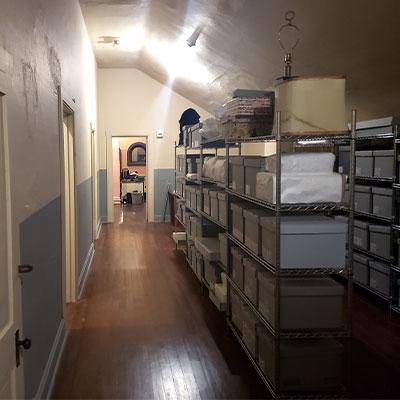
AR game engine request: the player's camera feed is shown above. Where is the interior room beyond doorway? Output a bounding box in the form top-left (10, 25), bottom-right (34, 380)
top-left (112, 136), bottom-right (148, 213)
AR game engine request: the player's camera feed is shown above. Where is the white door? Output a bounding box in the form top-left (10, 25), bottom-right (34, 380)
top-left (0, 94), bottom-right (24, 398)
top-left (63, 109), bottom-right (76, 303)
top-left (90, 125), bottom-right (97, 240)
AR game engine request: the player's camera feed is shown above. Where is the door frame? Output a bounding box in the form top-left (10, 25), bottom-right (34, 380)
top-left (90, 123), bottom-right (98, 240)
top-left (58, 89), bottom-right (78, 307)
top-left (0, 89), bottom-right (24, 398)
top-left (106, 133), bottom-right (149, 223)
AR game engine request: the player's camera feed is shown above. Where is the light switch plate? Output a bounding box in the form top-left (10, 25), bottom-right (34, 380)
top-left (156, 129), bottom-right (164, 139)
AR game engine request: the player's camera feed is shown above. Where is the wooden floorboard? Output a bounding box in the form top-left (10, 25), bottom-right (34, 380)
top-left (52, 204), bottom-right (269, 399)
top-left (52, 204), bottom-right (400, 399)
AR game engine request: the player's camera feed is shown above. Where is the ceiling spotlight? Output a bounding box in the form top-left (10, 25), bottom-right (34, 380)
top-left (97, 36), bottom-right (121, 46)
top-left (186, 26), bottom-right (203, 47)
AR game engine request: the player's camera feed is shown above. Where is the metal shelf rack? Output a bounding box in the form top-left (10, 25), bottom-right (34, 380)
top-left (349, 119), bottom-right (400, 312)
top-left (175, 114), bottom-right (355, 398)
top-left (222, 111), bottom-right (356, 399)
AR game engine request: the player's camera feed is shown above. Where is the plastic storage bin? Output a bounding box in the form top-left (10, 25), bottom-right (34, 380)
top-left (257, 328), bottom-right (344, 392)
top-left (369, 261), bottom-right (390, 296)
top-left (369, 224), bottom-right (391, 259)
top-left (372, 187), bottom-right (392, 218)
top-left (219, 233), bottom-right (228, 268)
top-left (353, 253), bottom-right (370, 285)
top-left (260, 216), bottom-right (347, 269)
top-left (373, 149), bottom-right (394, 178)
top-left (229, 156), bottom-right (245, 193)
top-left (203, 188), bottom-right (211, 214)
top-left (354, 219), bottom-right (369, 250)
top-left (244, 208), bottom-right (269, 255)
top-left (242, 306), bottom-right (260, 357)
top-left (244, 157), bottom-right (266, 197)
top-left (356, 150), bottom-right (374, 177)
top-left (231, 246), bottom-right (245, 290)
top-left (355, 185), bottom-right (371, 214)
top-left (243, 258), bottom-right (262, 306)
top-left (231, 202), bottom-right (245, 241)
top-left (217, 192), bottom-right (227, 226)
top-left (258, 273), bottom-right (344, 329)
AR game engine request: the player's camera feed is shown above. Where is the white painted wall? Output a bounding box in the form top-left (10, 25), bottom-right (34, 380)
top-left (0, 0), bottom-right (98, 223)
top-left (0, 1), bottom-right (97, 397)
top-left (97, 68), bottom-right (212, 222)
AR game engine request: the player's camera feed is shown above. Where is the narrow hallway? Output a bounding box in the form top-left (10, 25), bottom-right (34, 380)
top-left (52, 204), bottom-right (269, 399)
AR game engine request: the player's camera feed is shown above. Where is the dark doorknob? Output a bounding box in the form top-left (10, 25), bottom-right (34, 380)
top-left (15, 330), bottom-right (32, 367)
top-left (16, 337), bottom-right (31, 350)
top-left (18, 264), bottom-right (33, 274)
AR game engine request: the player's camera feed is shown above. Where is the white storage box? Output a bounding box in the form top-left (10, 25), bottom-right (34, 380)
top-left (257, 328), bottom-right (344, 392)
top-left (188, 186), bottom-right (197, 210)
top-left (243, 258), bottom-right (262, 306)
top-left (355, 185), bottom-right (372, 214)
top-left (260, 216), bottom-right (347, 269)
top-left (244, 157), bottom-right (266, 197)
top-left (274, 76), bottom-right (346, 135)
top-left (369, 224), bottom-right (391, 259)
top-left (244, 208), bottom-right (269, 255)
top-left (217, 192), bottom-right (227, 226)
top-left (353, 253), bottom-right (370, 286)
top-left (195, 237), bottom-right (220, 261)
top-left (231, 202), bottom-right (245, 242)
top-left (210, 190), bottom-right (222, 220)
top-left (369, 261), bottom-right (390, 296)
top-left (265, 152), bottom-right (335, 174)
top-left (231, 246), bottom-right (245, 290)
top-left (373, 150), bottom-right (394, 178)
top-left (356, 150), bottom-right (374, 177)
top-left (231, 290), bottom-right (244, 333)
top-left (354, 219), bottom-right (369, 250)
top-left (258, 273), bottom-right (344, 330)
top-left (203, 188), bottom-right (211, 214)
top-left (229, 156), bottom-right (245, 193)
top-left (372, 187), bottom-right (392, 218)
top-left (196, 188), bottom-right (202, 212)
top-left (256, 172), bottom-right (344, 204)
top-left (219, 233), bottom-right (228, 268)
top-left (242, 306), bottom-right (260, 357)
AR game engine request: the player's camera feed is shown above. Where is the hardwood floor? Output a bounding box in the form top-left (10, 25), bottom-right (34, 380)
top-left (52, 204), bottom-right (269, 399)
top-left (53, 204), bottom-right (400, 399)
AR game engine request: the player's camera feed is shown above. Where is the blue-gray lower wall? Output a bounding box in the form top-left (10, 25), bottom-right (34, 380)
top-left (154, 168), bottom-right (175, 223)
top-left (20, 197), bottom-right (63, 400)
top-left (19, 178), bottom-right (95, 398)
top-left (98, 169), bottom-right (108, 223)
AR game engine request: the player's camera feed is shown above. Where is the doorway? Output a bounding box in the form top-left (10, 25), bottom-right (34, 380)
top-left (61, 103), bottom-right (77, 303)
top-left (0, 92), bottom-right (23, 399)
top-left (109, 135), bottom-right (148, 221)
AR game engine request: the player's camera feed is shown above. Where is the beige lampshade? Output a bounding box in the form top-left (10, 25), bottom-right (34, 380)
top-left (275, 76), bottom-right (347, 135)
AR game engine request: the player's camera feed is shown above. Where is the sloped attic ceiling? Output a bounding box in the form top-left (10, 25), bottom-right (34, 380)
top-left (80, 0), bottom-right (400, 117)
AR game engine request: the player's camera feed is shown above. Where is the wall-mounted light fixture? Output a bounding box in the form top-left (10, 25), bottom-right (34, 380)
top-left (186, 26), bottom-right (203, 47)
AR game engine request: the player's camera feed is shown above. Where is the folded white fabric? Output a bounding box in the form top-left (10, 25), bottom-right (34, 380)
top-left (200, 118), bottom-right (220, 139)
top-left (265, 152), bottom-right (335, 174)
top-left (256, 172), bottom-right (344, 204)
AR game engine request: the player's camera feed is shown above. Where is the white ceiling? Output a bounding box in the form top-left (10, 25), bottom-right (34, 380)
top-left (79, 0), bottom-right (400, 115)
